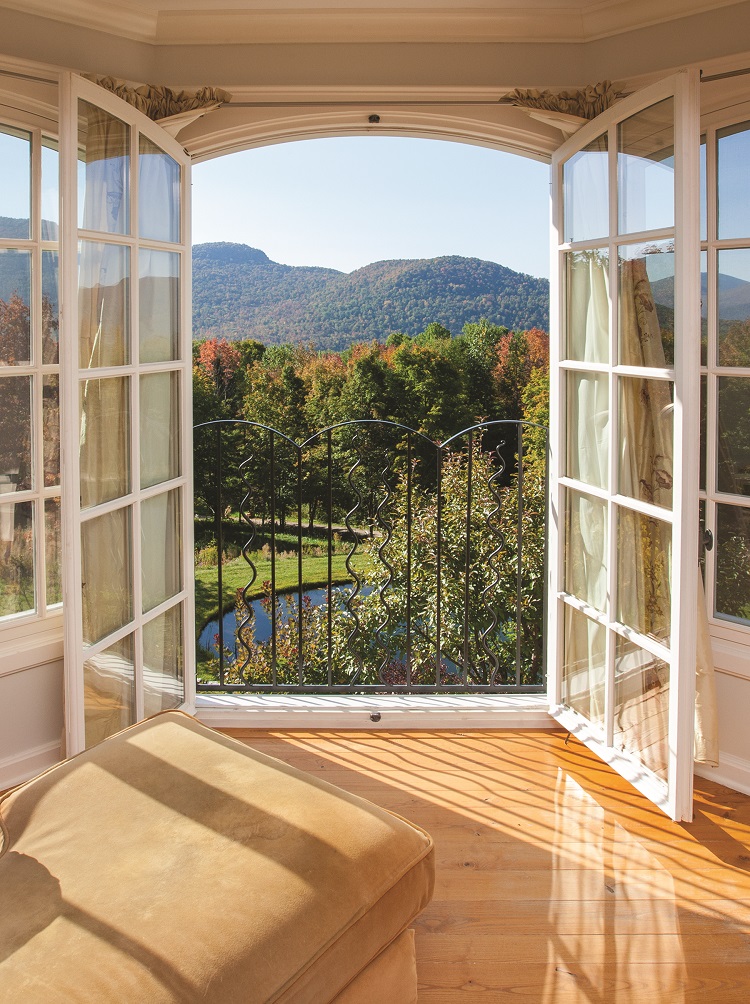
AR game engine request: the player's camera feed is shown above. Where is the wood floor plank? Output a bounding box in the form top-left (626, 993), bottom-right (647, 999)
top-left (225, 728), bottom-right (750, 1002)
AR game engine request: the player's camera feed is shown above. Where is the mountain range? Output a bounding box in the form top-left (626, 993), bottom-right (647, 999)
top-left (192, 242), bottom-right (550, 349)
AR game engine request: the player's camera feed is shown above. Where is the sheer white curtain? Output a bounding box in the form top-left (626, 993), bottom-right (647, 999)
top-left (564, 252), bottom-right (609, 723)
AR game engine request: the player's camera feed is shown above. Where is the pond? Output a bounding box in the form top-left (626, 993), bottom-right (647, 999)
top-left (198, 585), bottom-right (364, 657)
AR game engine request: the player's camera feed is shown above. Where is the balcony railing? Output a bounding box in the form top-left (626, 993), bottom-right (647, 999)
top-left (194, 419), bottom-right (547, 694)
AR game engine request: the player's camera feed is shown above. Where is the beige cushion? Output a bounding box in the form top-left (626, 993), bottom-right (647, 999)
top-left (0, 711), bottom-right (434, 1002)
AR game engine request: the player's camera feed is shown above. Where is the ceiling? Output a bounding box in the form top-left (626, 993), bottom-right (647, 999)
top-left (1, 0), bottom-right (746, 46)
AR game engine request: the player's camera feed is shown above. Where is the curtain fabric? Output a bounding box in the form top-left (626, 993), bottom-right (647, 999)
top-left (619, 256), bottom-right (719, 767)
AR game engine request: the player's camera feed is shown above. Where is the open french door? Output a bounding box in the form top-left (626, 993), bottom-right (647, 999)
top-left (548, 71), bottom-right (701, 820)
top-left (61, 75), bottom-right (195, 755)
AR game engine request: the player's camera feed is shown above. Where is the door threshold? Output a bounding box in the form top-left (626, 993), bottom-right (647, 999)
top-left (194, 692), bottom-right (554, 730)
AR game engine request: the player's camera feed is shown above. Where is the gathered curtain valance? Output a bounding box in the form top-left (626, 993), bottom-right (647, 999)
top-left (507, 81), bottom-right (625, 120)
top-left (84, 75), bottom-right (231, 121)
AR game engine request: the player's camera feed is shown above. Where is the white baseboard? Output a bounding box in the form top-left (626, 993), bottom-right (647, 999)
top-left (0, 739), bottom-right (62, 791)
top-left (695, 751), bottom-right (750, 796)
top-left (195, 693), bottom-right (555, 731)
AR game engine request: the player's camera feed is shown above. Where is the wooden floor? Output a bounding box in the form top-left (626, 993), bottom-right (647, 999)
top-left (223, 728), bottom-right (750, 1003)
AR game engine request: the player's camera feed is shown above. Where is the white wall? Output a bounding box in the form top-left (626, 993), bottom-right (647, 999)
top-left (696, 636), bottom-right (750, 795)
top-left (0, 647), bottom-right (64, 790)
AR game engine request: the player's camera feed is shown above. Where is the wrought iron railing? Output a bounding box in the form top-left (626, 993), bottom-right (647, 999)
top-left (193, 419), bottom-right (547, 693)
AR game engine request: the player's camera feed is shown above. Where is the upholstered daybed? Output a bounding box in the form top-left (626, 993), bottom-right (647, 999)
top-left (0, 712), bottom-right (435, 1002)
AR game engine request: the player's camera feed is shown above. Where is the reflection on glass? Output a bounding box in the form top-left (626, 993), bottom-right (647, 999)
top-left (143, 604), bottom-right (184, 716)
top-left (614, 635), bottom-right (669, 781)
top-left (718, 121), bottom-right (750, 240)
top-left (78, 100), bottom-right (130, 234)
top-left (700, 375), bottom-right (707, 493)
top-left (140, 250), bottom-right (180, 362)
top-left (0, 127), bottom-right (30, 238)
top-left (566, 251), bottom-right (610, 363)
top-left (142, 489), bottom-right (182, 613)
top-left (139, 135), bottom-right (180, 243)
top-left (563, 135), bottom-right (609, 244)
top-left (618, 376), bottom-right (674, 509)
top-left (45, 497), bottom-right (62, 607)
top-left (565, 489), bottom-right (608, 612)
top-left (617, 507), bottom-right (671, 646)
top-left (562, 605), bottom-right (605, 727)
top-left (42, 250), bottom-right (60, 364)
top-left (618, 98), bottom-right (674, 235)
top-left (718, 377), bottom-right (750, 496)
top-left (700, 249), bottom-right (707, 367)
top-left (78, 241), bottom-right (130, 368)
top-left (699, 498), bottom-right (706, 583)
top-left (700, 135), bottom-right (707, 243)
top-left (0, 250), bottom-right (31, 364)
top-left (566, 371), bottom-right (609, 489)
top-left (84, 633), bottom-right (135, 748)
top-left (0, 375), bottom-right (31, 492)
top-left (140, 372), bottom-right (180, 488)
top-left (41, 138), bottom-right (59, 240)
top-left (717, 249), bottom-right (750, 367)
top-left (79, 376), bottom-right (130, 508)
top-left (0, 500), bottom-right (34, 617)
top-left (81, 506), bottom-right (133, 645)
top-left (43, 375), bottom-right (60, 487)
top-left (618, 242), bottom-right (674, 367)
top-left (715, 503), bottom-right (750, 624)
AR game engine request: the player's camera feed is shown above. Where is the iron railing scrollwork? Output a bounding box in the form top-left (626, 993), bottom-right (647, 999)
top-left (194, 418), bottom-right (548, 693)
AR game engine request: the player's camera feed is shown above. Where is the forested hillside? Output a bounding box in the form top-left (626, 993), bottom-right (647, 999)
top-left (193, 242), bottom-right (549, 349)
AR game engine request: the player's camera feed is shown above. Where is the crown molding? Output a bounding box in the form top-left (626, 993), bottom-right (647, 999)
top-left (1, 0), bottom-right (747, 47)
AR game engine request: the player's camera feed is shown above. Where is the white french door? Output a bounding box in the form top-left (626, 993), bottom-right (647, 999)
top-left (61, 75), bottom-right (195, 754)
top-left (548, 71), bottom-right (701, 820)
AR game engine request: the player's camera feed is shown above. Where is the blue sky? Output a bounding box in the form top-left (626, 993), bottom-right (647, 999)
top-left (192, 136), bottom-right (552, 279)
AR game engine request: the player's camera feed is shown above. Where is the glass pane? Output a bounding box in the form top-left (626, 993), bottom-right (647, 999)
top-left (81, 506), bottom-right (133, 645)
top-left (78, 100), bottom-right (130, 235)
top-left (700, 249), bottom-right (707, 367)
top-left (563, 134), bottom-right (608, 243)
top-left (700, 374), bottom-right (707, 493)
top-left (41, 138), bottom-right (59, 240)
top-left (78, 241), bottom-right (130, 368)
top-left (140, 249), bottom-right (180, 362)
top-left (139, 135), bottom-right (180, 243)
top-left (565, 251), bottom-right (610, 363)
top-left (142, 489), bottom-right (182, 613)
top-left (79, 376), bottom-right (130, 508)
top-left (717, 377), bottom-right (750, 496)
top-left (715, 503), bottom-right (750, 623)
top-left (617, 507), bottom-right (671, 646)
top-left (618, 97), bottom-right (674, 235)
top-left (700, 135), bottom-right (707, 243)
top-left (0, 375), bottom-right (31, 492)
top-left (718, 121), bottom-right (750, 240)
top-left (717, 249), bottom-right (750, 367)
top-left (566, 371), bottom-right (609, 490)
top-left (618, 376), bottom-right (674, 509)
top-left (0, 126), bottom-right (31, 238)
top-left (614, 636), bottom-right (669, 781)
top-left (0, 499), bottom-right (34, 617)
top-left (699, 499), bottom-right (706, 583)
top-left (140, 371), bottom-right (180, 488)
top-left (0, 250), bottom-right (31, 364)
top-left (143, 604), bottom-right (184, 716)
top-left (618, 241), bottom-right (674, 367)
top-left (564, 489), bottom-right (608, 612)
top-left (43, 375), bottom-right (60, 487)
top-left (562, 605), bottom-right (605, 727)
top-left (84, 633), bottom-right (135, 748)
top-left (45, 497), bottom-right (62, 607)
top-left (42, 250), bottom-right (60, 364)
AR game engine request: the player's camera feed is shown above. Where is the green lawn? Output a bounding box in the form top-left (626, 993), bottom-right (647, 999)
top-left (195, 553), bottom-right (370, 631)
